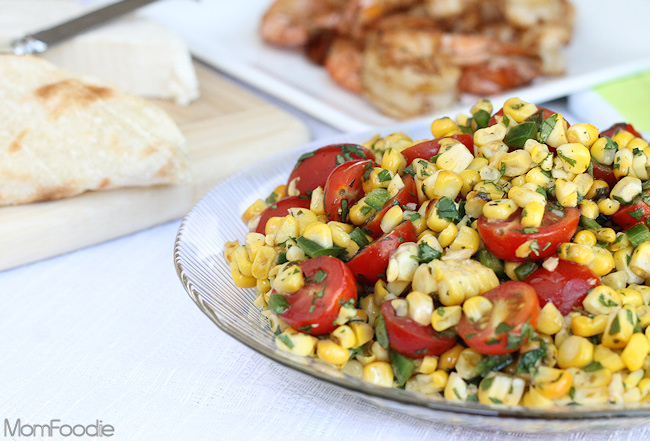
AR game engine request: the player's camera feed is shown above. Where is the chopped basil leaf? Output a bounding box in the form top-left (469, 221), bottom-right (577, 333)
top-left (414, 242), bottom-right (442, 263)
top-left (473, 109), bottom-right (491, 129)
top-left (375, 314), bottom-right (390, 349)
top-left (313, 269), bottom-right (328, 284)
top-left (349, 227), bottom-right (371, 249)
top-left (377, 169), bottom-right (392, 182)
top-left (268, 293), bottom-right (290, 315)
top-left (296, 236), bottom-right (346, 258)
top-left (278, 334), bottom-right (294, 349)
top-left (436, 196), bottom-right (460, 222)
top-left (539, 114), bottom-right (558, 143)
top-left (294, 151), bottom-right (315, 167)
top-left (504, 121), bottom-right (537, 148)
top-left (365, 188), bottom-right (391, 210)
top-left (557, 150), bottom-right (577, 167)
top-left (390, 349), bottom-right (415, 387)
top-left (474, 354), bottom-right (514, 378)
top-left (583, 361), bottom-right (604, 372)
top-left (629, 208), bottom-right (645, 221)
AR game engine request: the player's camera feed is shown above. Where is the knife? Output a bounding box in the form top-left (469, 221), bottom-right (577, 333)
top-left (5, 0), bottom-right (161, 55)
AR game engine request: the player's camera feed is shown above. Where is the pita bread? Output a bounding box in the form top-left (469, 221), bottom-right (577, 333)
top-left (0, 55), bottom-right (189, 206)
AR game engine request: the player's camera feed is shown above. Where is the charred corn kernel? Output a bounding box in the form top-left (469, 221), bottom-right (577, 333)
top-left (554, 178), bottom-right (578, 207)
top-left (228, 261), bottom-right (257, 288)
top-left (431, 116), bottom-right (460, 138)
top-left (272, 262), bottom-right (305, 294)
top-left (588, 247), bottom-right (616, 277)
top-left (585, 180), bottom-right (610, 200)
top-left (545, 114), bottom-right (570, 148)
top-left (362, 361), bottom-right (394, 387)
top-left (316, 339), bottom-right (350, 365)
top-left (556, 143), bottom-right (591, 174)
top-left (381, 148), bottom-right (407, 175)
top-left (473, 124), bottom-right (507, 147)
top-left (276, 330), bottom-right (318, 356)
top-left (573, 172), bottom-right (595, 196)
top-left (534, 367), bottom-right (573, 400)
top-left (459, 169), bottom-right (481, 197)
top-left (519, 201), bottom-right (544, 228)
top-left (614, 148), bottom-right (634, 179)
top-left (473, 181), bottom-right (508, 200)
top-left (444, 372), bottom-right (469, 400)
top-left (612, 129), bottom-right (635, 149)
top-left (508, 185), bottom-right (545, 209)
top-left (478, 373), bottom-right (525, 406)
top-left (590, 136), bottom-right (617, 165)
top-left (482, 198), bottom-right (518, 220)
top-left (577, 200), bottom-right (599, 220)
top-left (242, 198), bottom-right (267, 224)
top-left (537, 303), bottom-right (564, 335)
top-left (438, 223), bottom-right (459, 248)
top-left (557, 242), bottom-right (594, 265)
top-left (598, 198), bottom-right (621, 216)
top-left (405, 291), bottom-right (434, 326)
top-left (573, 230), bottom-right (597, 247)
top-left (251, 245), bottom-right (277, 280)
top-left (431, 305), bottom-right (462, 332)
top-left (223, 240), bottom-right (239, 263)
top-left (436, 142), bottom-right (474, 174)
top-left (595, 227), bottom-right (617, 243)
top-left (582, 285), bottom-right (621, 315)
top-left (503, 97), bottom-right (538, 122)
top-left (567, 123), bottom-right (599, 147)
top-left (523, 386), bottom-right (554, 408)
top-left (557, 336), bottom-right (594, 369)
top-left (602, 305), bottom-right (638, 349)
top-left (570, 366), bottom-right (612, 389)
top-left (571, 314), bottom-right (608, 337)
top-left (618, 288), bottom-right (645, 307)
top-left (479, 165), bottom-right (502, 182)
top-left (431, 170), bottom-right (463, 200)
top-left (454, 348), bottom-right (482, 380)
top-left (233, 246), bottom-right (253, 277)
top-left (449, 226), bottom-right (480, 254)
top-left (593, 344), bottom-right (625, 372)
top-left (302, 222), bottom-right (333, 249)
top-left (630, 243), bottom-right (650, 279)
top-left (463, 295), bottom-right (493, 323)
top-left (439, 345), bottom-right (464, 371)
top-left (611, 176), bottom-right (642, 204)
top-left (621, 334), bottom-right (650, 371)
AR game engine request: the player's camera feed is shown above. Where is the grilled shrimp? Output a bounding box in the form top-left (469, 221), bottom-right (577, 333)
top-left (337, 0), bottom-right (424, 40)
top-left (458, 55), bottom-right (541, 95)
top-left (324, 37), bottom-right (364, 93)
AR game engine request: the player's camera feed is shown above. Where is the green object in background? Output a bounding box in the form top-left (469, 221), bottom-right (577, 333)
top-left (595, 71), bottom-right (650, 133)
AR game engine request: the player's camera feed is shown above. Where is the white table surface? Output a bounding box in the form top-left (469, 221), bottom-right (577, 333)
top-left (3, 4), bottom-right (650, 441)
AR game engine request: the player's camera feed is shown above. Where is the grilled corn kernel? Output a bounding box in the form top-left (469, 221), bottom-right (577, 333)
top-left (570, 314), bottom-right (608, 337)
top-left (508, 185), bottom-right (546, 209)
top-left (454, 348), bottom-right (483, 380)
top-left (621, 333), bottom-right (650, 371)
top-left (602, 305), bottom-right (638, 349)
top-left (431, 116), bottom-right (460, 138)
top-left (534, 366), bottom-right (573, 400)
top-left (582, 285), bottom-right (622, 315)
top-left (537, 302), bottom-right (564, 335)
top-left (362, 361), bottom-right (394, 387)
top-left (436, 142), bottom-right (474, 174)
top-left (276, 330), bottom-right (318, 356)
top-left (554, 178), bottom-right (578, 207)
top-left (251, 245), bottom-right (278, 280)
top-left (482, 198), bottom-right (518, 220)
top-left (449, 226), bottom-right (480, 254)
top-left (557, 335), bottom-right (594, 369)
top-left (545, 114), bottom-right (569, 148)
top-left (567, 123), bottom-right (599, 147)
top-left (349, 321), bottom-right (374, 348)
top-left (595, 227), bottom-right (617, 243)
top-left (381, 148), bottom-right (407, 175)
top-left (478, 373), bottom-right (525, 406)
top-left (473, 124), bottom-right (507, 147)
top-left (429, 170), bottom-right (463, 200)
top-left (431, 305), bottom-right (462, 332)
top-left (503, 97), bottom-right (538, 122)
top-left (614, 148), bottom-right (634, 179)
top-left (590, 136), bottom-right (617, 165)
top-left (317, 339), bottom-right (350, 365)
top-left (598, 198), bottom-right (621, 216)
top-left (573, 230), bottom-right (597, 247)
top-left (630, 242), bottom-right (650, 279)
top-left (611, 176), bottom-right (642, 204)
top-left (439, 345), bottom-right (464, 371)
top-left (520, 201), bottom-right (545, 227)
top-left (405, 291), bottom-right (434, 326)
top-left (459, 169), bottom-right (481, 198)
top-left (593, 344), bottom-right (625, 372)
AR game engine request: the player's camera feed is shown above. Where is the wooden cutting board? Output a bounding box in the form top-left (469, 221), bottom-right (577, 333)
top-left (0, 62), bottom-right (310, 271)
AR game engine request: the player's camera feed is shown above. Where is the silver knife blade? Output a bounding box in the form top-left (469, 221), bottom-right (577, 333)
top-left (10, 0), bottom-right (161, 55)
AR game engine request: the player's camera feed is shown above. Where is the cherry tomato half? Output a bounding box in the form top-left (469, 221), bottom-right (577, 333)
top-left (400, 134), bottom-right (474, 165)
top-left (279, 256), bottom-right (357, 336)
top-left (324, 159), bottom-right (374, 222)
top-left (363, 174), bottom-right (418, 238)
top-left (600, 122), bottom-right (644, 140)
top-left (488, 106), bottom-right (559, 127)
top-left (287, 144), bottom-right (375, 196)
top-left (591, 160), bottom-right (618, 188)
top-left (611, 189), bottom-right (650, 230)
top-left (458, 281), bottom-right (540, 355)
top-left (255, 196), bottom-right (311, 234)
top-left (477, 206), bottom-right (580, 261)
top-left (524, 259), bottom-right (600, 316)
top-left (346, 221), bottom-right (416, 285)
top-left (380, 301), bottom-right (457, 358)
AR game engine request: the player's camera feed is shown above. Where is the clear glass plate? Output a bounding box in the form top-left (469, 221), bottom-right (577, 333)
top-left (173, 125), bottom-right (650, 434)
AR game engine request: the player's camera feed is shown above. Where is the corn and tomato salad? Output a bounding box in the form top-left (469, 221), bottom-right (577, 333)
top-left (224, 97), bottom-right (650, 408)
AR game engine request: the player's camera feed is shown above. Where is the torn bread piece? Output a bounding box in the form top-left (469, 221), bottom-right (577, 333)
top-left (0, 55), bottom-right (189, 206)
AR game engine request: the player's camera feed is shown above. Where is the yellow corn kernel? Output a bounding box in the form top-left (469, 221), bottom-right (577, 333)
top-left (614, 246), bottom-right (644, 284)
top-left (330, 325), bottom-right (357, 349)
top-left (462, 295), bottom-right (493, 323)
top-left (251, 245), bottom-right (277, 280)
top-left (470, 98), bottom-right (493, 116)
top-left (508, 185), bottom-right (546, 208)
top-left (537, 302), bottom-right (564, 335)
top-left (449, 226), bottom-right (480, 254)
top-left (414, 356), bottom-right (439, 375)
top-left (459, 169), bottom-right (481, 198)
top-left (582, 285), bottom-right (621, 315)
top-left (316, 339), bottom-right (350, 365)
top-left (545, 114), bottom-right (570, 148)
top-left (573, 230), bottom-right (597, 247)
top-left (498, 150), bottom-right (535, 177)
top-left (431, 305), bottom-right (462, 332)
top-left (557, 335), bottom-right (594, 369)
top-left (598, 198), bottom-right (621, 216)
top-left (612, 129), bottom-right (635, 149)
top-left (362, 361), bottom-right (394, 387)
top-left (362, 167), bottom-right (392, 193)
top-left (306, 185), bottom-right (324, 215)
top-left (438, 345), bottom-right (465, 371)
top-left (585, 180), bottom-right (610, 200)
top-left (534, 366), bottom-right (573, 400)
top-left (437, 223), bottom-right (459, 248)
top-left (436, 142), bottom-right (475, 174)
top-left (588, 247), bottom-right (616, 277)
top-left (578, 199), bottom-right (600, 220)
top-left (272, 262), bottom-right (305, 294)
top-left (378, 205), bottom-right (403, 234)
top-left (611, 175), bottom-right (643, 204)
top-left (228, 261), bottom-right (257, 288)
top-left (520, 201), bottom-right (544, 228)
top-left (636, 305), bottom-right (650, 330)
top-left (302, 222), bottom-right (333, 249)
top-left (233, 245), bottom-right (253, 277)
top-left (556, 143), bottom-right (591, 174)
top-left (478, 373), bottom-right (525, 406)
top-left (593, 344), bottom-right (625, 372)
top-left (623, 369), bottom-right (645, 393)
top-left (256, 278), bottom-right (271, 295)
top-left (595, 228), bottom-right (617, 243)
top-left (430, 170), bottom-right (463, 200)
top-left (348, 197), bottom-right (374, 225)
top-left (504, 261), bottom-right (522, 281)
top-left (444, 372), bottom-right (470, 400)
top-left (639, 378), bottom-right (650, 398)
top-left (629, 136), bottom-right (650, 151)
top-left (571, 314), bottom-right (608, 337)
top-left (349, 321), bottom-right (373, 347)
top-left (630, 242), bottom-right (650, 279)
top-left (621, 333), bottom-right (650, 371)
top-left (404, 291), bottom-right (433, 326)
top-left (276, 330), bottom-right (318, 356)
top-left (614, 148), bottom-right (634, 179)
top-left (426, 204), bottom-right (452, 233)
top-left (431, 116), bottom-right (460, 138)
top-left (618, 288), bottom-right (645, 307)
top-left (473, 124), bottom-right (507, 147)
top-left (223, 240), bottom-right (239, 263)
top-left (567, 123), bottom-right (599, 147)
top-left (430, 370), bottom-right (450, 390)
top-left (571, 366), bottom-right (612, 389)
top-left (242, 198), bottom-right (267, 224)
top-left (554, 178), bottom-right (578, 207)
top-left (482, 198), bottom-right (518, 220)
top-left (601, 305), bottom-right (638, 349)
top-left (590, 136), bottom-right (617, 165)
top-left (454, 348), bottom-right (482, 380)
top-left (381, 148), bottom-right (407, 175)
top-left (557, 242), bottom-right (594, 266)
top-left (523, 386), bottom-right (554, 408)
top-left (503, 97), bottom-right (538, 122)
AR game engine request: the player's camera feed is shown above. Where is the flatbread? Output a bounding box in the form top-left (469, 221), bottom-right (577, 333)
top-left (0, 55), bottom-right (189, 206)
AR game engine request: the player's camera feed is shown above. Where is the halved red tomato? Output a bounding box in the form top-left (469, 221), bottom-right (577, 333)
top-left (278, 256), bottom-right (357, 336)
top-left (324, 159), bottom-right (373, 222)
top-left (525, 259), bottom-right (600, 316)
top-left (380, 301), bottom-right (457, 358)
top-left (457, 281), bottom-right (540, 355)
top-left (600, 122), bottom-right (644, 140)
top-left (488, 106), bottom-right (559, 127)
top-left (400, 134), bottom-right (473, 165)
top-left (611, 189), bottom-right (650, 229)
top-left (346, 221), bottom-right (416, 285)
top-left (287, 144), bottom-right (375, 195)
top-left (363, 174), bottom-right (418, 238)
top-left (591, 160), bottom-right (618, 188)
top-left (477, 206), bottom-right (580, 261)
top-left (255, 196), bottom-right (311, 234)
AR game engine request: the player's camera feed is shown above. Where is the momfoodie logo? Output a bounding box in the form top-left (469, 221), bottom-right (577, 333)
top-left (3, 418), bottom-right (114, 438)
